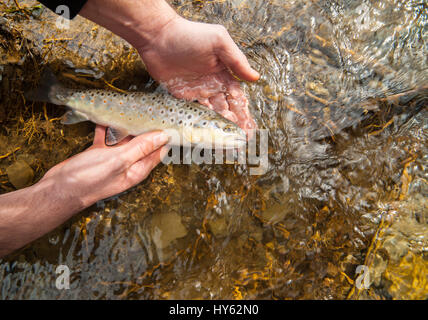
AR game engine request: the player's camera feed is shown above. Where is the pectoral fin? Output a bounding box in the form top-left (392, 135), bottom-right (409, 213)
top-left (61, 110), bottom-right (89, 124)
top-left (105, 127), bottom-right (129, 146)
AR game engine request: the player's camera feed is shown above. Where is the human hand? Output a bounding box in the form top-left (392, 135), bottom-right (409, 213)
top-left (80, 0), bottom-right (259, 135)
top-left (136, 17), bottom-right (260, 135)
top-left (41, 126), bottom-right (169, 208)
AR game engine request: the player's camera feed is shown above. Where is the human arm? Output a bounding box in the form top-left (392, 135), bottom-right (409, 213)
top-left (0, 127), bottom-right (169, 258)
top-left (78, 0), bottom-right (260, 134)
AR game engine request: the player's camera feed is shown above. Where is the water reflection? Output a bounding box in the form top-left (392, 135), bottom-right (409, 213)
top-left (0, 0), bottom-right (426, 299)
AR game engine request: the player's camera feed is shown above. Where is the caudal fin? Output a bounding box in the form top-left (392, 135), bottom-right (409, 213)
top-left (25, 69), bottom-right (68, 105)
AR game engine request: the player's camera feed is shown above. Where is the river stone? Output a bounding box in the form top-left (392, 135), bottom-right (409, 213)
top-left (261, 201), bottom-right (288, 223)
top-left (6, 160), bottom-right (34, 189)
top-left (150, 212), bottom-right (187, 250)
top-left (17, 153), bottom-right (38, 167)
top-left (207, 217), bottom-right (228, 238)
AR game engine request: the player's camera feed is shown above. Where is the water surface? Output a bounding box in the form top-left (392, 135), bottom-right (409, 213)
top-left (0, 0), bottom-right (427, 299)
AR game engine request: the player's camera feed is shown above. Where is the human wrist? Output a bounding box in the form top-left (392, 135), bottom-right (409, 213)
top-left (36, 175), bottom-right (87, 215)
top-left (79, 0), bottom-right (179, 49)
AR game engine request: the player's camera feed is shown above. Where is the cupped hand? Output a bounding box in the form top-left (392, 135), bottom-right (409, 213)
top-left (136, 17), bottom-right (260, 135)
top-left (41, 126), bottom-right (169, 208)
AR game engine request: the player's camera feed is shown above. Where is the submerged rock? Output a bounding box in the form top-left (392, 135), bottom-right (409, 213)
top-left (207, 217), bottom-right (228, 238)
top-left (261, 201), bottom-right (289, 223)
top-left (150, 212), bottom-right (187, 250)
top-left (6, 159), bottom-right (34, 189)
top-left (17, 153), bottom-right (38, 167)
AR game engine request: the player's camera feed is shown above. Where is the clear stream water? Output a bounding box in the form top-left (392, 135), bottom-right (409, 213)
top-left (0, 0), bottom-right (426, 299)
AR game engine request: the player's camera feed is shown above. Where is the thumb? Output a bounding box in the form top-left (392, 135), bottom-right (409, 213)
top-left (216, 32), bottom-right (260, 81)
top-left (119, 131), bottom-right (169, 164)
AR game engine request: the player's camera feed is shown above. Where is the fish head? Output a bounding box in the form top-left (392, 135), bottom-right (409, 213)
top-left (187, 118), bottom-right (247, 149)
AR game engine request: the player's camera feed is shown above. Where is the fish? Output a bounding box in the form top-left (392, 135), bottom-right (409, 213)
top-left (26, 70), bottom-right (247, 148)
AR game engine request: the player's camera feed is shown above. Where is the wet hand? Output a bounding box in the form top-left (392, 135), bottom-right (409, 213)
top-left (41, 126), bottom-right (169, 208)
top-left (136, 17), bottom-right (260, 135)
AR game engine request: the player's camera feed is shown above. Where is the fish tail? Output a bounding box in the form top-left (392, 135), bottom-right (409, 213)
top-left (26, 68), bottom-right (68, 105)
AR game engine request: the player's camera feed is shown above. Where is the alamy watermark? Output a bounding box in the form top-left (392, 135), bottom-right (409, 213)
top-left (159, 128), bottom-right (269, 175)
top-left (355, 265), bottom-right (371, 290)
top-left (55, 265), bottom-right (70, 290)
top-left (55, 5), bottom-right (70, 29)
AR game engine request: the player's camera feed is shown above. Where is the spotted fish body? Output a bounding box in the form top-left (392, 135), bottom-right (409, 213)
top-left (27, 71), bottom-right (247, 148)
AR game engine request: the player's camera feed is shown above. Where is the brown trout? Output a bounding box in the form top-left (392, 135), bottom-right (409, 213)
top-left (26, 71), bottom-right (247, 148)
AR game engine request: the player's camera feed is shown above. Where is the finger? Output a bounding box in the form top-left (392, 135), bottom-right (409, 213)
top-left (226, 94), bottom-right (257, 134)
top-left (119, 131), bottom-right (169, 164)
top-left (221, 110), bottom-right (238, 123)
top-left (209, 93), bottom-right (229, 114)
top-left (217, 33), bottom-right (260, 82)
top-left (126, 145), bottom-right (170, 184)
top-left (93, 125), bottom-right (106, 146)
top-left (197, 97), bottom-right (213, 109)
top-left (226, 78), bottom-right (245, 98)
top-left (208, 93), bottom-right (238, 122)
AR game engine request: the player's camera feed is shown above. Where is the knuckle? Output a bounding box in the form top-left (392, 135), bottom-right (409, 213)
top-left (214, 25), bottom-right (228, 38)
top-left (217, 24), bottom-right (228, 33)
top-left (115, 152), bottom-right (129, 168)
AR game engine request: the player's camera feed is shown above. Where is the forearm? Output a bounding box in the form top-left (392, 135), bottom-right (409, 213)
top-left (79, 0), bottom-right (179, 49)
top-left (0, 178), bottom-right (84, 258)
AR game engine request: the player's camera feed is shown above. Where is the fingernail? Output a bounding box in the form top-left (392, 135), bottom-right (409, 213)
top-left (153, 132), bottom-right (169, 149)
top-left (252, 69), bottom-right (260, 80)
